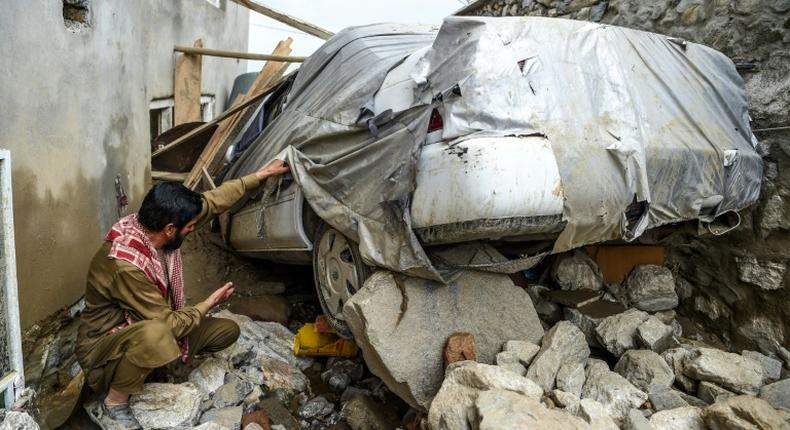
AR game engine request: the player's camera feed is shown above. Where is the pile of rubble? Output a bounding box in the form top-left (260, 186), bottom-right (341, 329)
top-left (102, 309), bottom-right (402, 430)
top-left (426, 252), bottom-right (790, 429)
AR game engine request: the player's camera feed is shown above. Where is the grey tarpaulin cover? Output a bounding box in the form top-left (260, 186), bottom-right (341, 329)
top-left (226, 17), bottom-right (762, 281)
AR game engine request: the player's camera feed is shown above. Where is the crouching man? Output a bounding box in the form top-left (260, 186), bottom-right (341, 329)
top-left (76, 160), bottom-right (289, 429)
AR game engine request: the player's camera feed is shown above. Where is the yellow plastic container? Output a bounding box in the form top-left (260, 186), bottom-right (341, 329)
top-left (293, 323), bottom-right (359, 357)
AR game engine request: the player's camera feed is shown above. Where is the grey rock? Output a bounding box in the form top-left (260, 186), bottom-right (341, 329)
top-left (614, 350), bottom-right (675, 391)
top-left (321, 360), bottom-right (365, 392)
top-left (551, 389), bottom-right (581, 414)
top-left (495, 351), bottom-right (527, 376)
top-left (553, 250), bottom-right (604, 292)
top-left (526, 321), bottom-right (590, 391)
top-left (341, 393), bottom-right (399, 430)
top-left (556, 361), bottom-right (586, 396)
top-left (0, 411), bottom-right (39, 430)
top-left (192, 423), bottom-right (231, 430)
top-left (662, 347), bottom-right (697, 393)
top-left (697, 381), bottom-right (735, 404)
top-left (677, 391), bottom-right (708, 408)
top-left (257, 356), bottom-right (309, 395)
top-left (564, 307), bottom-right (602, 348)
top-left (427, 361), bottom-right (543, 430)
top-left (759, 379), bottom-right (790, 411)
top-left (624, 408), bottom-right (652, 430)
top-left (213, 379), bottom-right (253, 409)
top-left (684, 348), bottom-right (765, 395)
top-left (648, 384), bottom-right (689, 411)
top-left (736, 256), bottom-right (786, 291)
top-left (345, 270), bottom-right (544, 410)
top-left (474, 389), bottom-right (590, 430)
top-left (693, 295), bottom-right (731, 321)
top-left (576, 398), bottom-right (619, 429)
top-left (527, 285), bottom-right (564, 324)
top-left (242, 386), bottom-right (262, 408)
top-left (582, 360), bottom-right (648, 423)
top-left (199, 406), bottom-right (242, 430)
top-left (674, 277), bottom-right (694, 301)
top-left (238, 366), bottom-right (264, 385)
top-left (298, 396), bottom-right (334, 420)
top-left (650, 406), bottom-right (705, 430)
top-left (243, 424), bottom-right (264, 430)
top-left (625, 265), bottom-right (679, 311)
top-left (502, 340), bottom-right (540, 366)
top-left (637, 316), bottom-right (676, 353)
top-left (595, 308), bottom-right (650, 357)
top-left (742, 350), bottom-right (782, 382)
top-left (130, 383), bottom-right (202, 429)
top-left (703, 395), bottom-right (790, 429)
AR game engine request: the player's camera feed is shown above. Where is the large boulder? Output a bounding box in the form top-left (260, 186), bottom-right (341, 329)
top-left (684, 348), bottom-right (765, 395)
top-left (760, 379), bottom-right (790, 411)
top-left (552, 250), bottom-right (604, 292)
top-left (345, 270), bottom-right (544, 410)
top-left (614, 350), bottom-right (674, 391)
top-left (426, 361), bottom-right (543, 430)
top-left (130, 383), bottom-right (202, 429)
top-left (526, 321), bottom-right (590, 391)
top-left (650, 406), bottom-right (705, 430)
top-left (625, 265), bottom-right (678, 312)
top-left (582, 361), bottom-right (648, 423)
top-left (742, 350), bottom-right (782, 382)
top-left (474, 389), bottom-right (589, 430)
top-left (703, 395), bottom-right (790, 429)
top-left (595, 309), bottom-right (650, 357)
top-left (0, 412), bottom-right (39, 430)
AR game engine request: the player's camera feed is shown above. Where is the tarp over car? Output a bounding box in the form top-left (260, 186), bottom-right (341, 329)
top-left (226, 16), bottom-right (762, 282)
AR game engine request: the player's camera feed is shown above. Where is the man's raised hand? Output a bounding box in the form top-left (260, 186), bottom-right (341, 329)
top-left (204, 282), bottom-right (235, 308)
top-left (255, 159), bottom-right (290, 181)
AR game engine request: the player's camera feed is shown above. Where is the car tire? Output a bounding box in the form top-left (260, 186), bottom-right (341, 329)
top-left (312, 222), bottom-right (370, 338)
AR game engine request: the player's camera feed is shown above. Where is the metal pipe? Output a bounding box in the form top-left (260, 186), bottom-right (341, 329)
top-left (174, 46), bottom-right (306, 63)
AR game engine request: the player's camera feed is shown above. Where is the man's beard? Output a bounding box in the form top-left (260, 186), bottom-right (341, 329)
top-left (163, 231), bottom-right (186, 251)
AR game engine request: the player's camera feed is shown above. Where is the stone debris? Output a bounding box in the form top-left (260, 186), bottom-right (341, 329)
top-left (647, 384), bottom-right (690, 411)
top-left (684, 348), bottom-right (765, 395)
top-left (502, 340), bottom-right (540, 367)
top-left (614, 349), bottom-right (675, 391)
top-left (444, 333), bottom-right (477, 368)
top-left (735, 256), bottom-right (786, 291)
top-left (637, 315), bottom-right (677, 353)
top-left (474, 389), bottom-right (589, 430)
top-left (340, 393), bottom-right (400, 430)
top-left (556, 361), bottom-right (585, 396)
top-left (297, 396), bottom-right (334, 420)
top-left (199, 406), bottom-right (243, 429)
top-left (552, 250), bottom-right (604, 292)
top-left (190, 358), bottom-right (230, 397)
top-left (661, 347), bottom-right (698, 393)
top-left (624, 408), bottom-right (651, 430)
top-left (742, 350), bottom-right (783, 382)
top-left (595, 309), bottom-right (650, 357)
top-left (703, 395), bottom-right (790, 429)
top-left (130, 382), bottom-right (202, 429)
top-left (321, 359), bottom-right (365, 392)
top-left (625, 265), bottom-right (679, 312)
top-left (344, 269), bottom-right (544, 410)
top-left (576, 398), bottom-right (619, 429)
top-left (759, 379), bottom-right (790, 411)
top-left (526, 321), bottom-right (590, 391)
top-left (213, 379), bottom-right (254, 409)
top-left (0, 411), bottom-right (39, 430)
top-left (427, 361), bottom-right (543, 430)
top-left (697, 381), bottom-right (735, 404)
top-left (649, 406), bottom-right (705, 430)
top-left (581, 360), bottom-right (648, 423)
top-left (495, 350), bottom-right (527, 376)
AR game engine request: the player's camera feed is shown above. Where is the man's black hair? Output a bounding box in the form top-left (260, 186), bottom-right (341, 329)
top-left (137, 181), bottom-right (202, 231)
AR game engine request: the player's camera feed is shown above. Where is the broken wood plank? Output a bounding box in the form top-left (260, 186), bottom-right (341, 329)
top-left (230, 0), bottom-right (333, 40)
top-left (151, 88), bottom-right (274, 158)
top-left (174, 39), bottom-right (203, 125)
top-left (152, 171), bottom-right (189, 181)
top-left (183, 38), bottom-right (293, 189)
top-left (201, 166), bottom-right (217, 189)
top-left (173, 46), bottom-right (306, 63)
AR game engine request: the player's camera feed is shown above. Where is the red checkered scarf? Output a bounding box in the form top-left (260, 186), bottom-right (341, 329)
top-left (104, 214), bottom-right (189, 362)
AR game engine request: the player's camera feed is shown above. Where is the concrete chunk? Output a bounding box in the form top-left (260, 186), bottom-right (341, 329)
top-left (526, 321), bottom-right (590, 391)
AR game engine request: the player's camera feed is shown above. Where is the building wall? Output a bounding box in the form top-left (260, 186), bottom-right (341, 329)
top-left (459, 0), bottom-right (790, 353)
top-left (0, 0), bottom-right (249, 327)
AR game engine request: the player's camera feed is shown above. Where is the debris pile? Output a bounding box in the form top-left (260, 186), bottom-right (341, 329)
top-left (425, 253), bottom-right (790, 429)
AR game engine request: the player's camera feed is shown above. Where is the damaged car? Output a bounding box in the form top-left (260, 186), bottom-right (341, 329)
top-left (216, 16), bottom-right (762, 337)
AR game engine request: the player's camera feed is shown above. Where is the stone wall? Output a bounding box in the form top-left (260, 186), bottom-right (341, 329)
top-left (0, 1), bottom-right (249, 327)
top-left (458, 0), bottom-right (790, 353)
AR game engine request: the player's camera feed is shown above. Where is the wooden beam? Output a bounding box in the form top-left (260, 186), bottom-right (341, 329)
top-left (174, 39), bottom-right (203, 125)
top-left (184, 38), bottom-right (293, 189)
top-left (230, 0), bottom-right (333, 40)
top-left (174, 46), bottom-right (306, 63)
top-left (151, 88), bottom-right (273, 158)
top-left (152, 171), bottom-right (189, 181)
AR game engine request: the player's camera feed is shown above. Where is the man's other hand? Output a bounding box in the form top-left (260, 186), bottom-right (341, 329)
top-left (255, 159), bottom-right (290, 181)
top-left (205, 282), bottom-right (235, 308)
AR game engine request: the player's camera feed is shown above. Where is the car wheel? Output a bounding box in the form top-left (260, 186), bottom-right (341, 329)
top-left (312, 223), bottom-right (370, 338)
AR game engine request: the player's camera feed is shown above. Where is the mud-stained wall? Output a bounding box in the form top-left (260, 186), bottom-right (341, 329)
top-left (0, 1), bottom-right (249, 327)
top-left (459, 0), bottom-right (790, 353)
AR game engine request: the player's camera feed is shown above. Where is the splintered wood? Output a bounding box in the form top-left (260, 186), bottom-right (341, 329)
top-left (184, 37), bottom-right (294, 190)
top-left (174, 39), bottom-right (203, 125)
